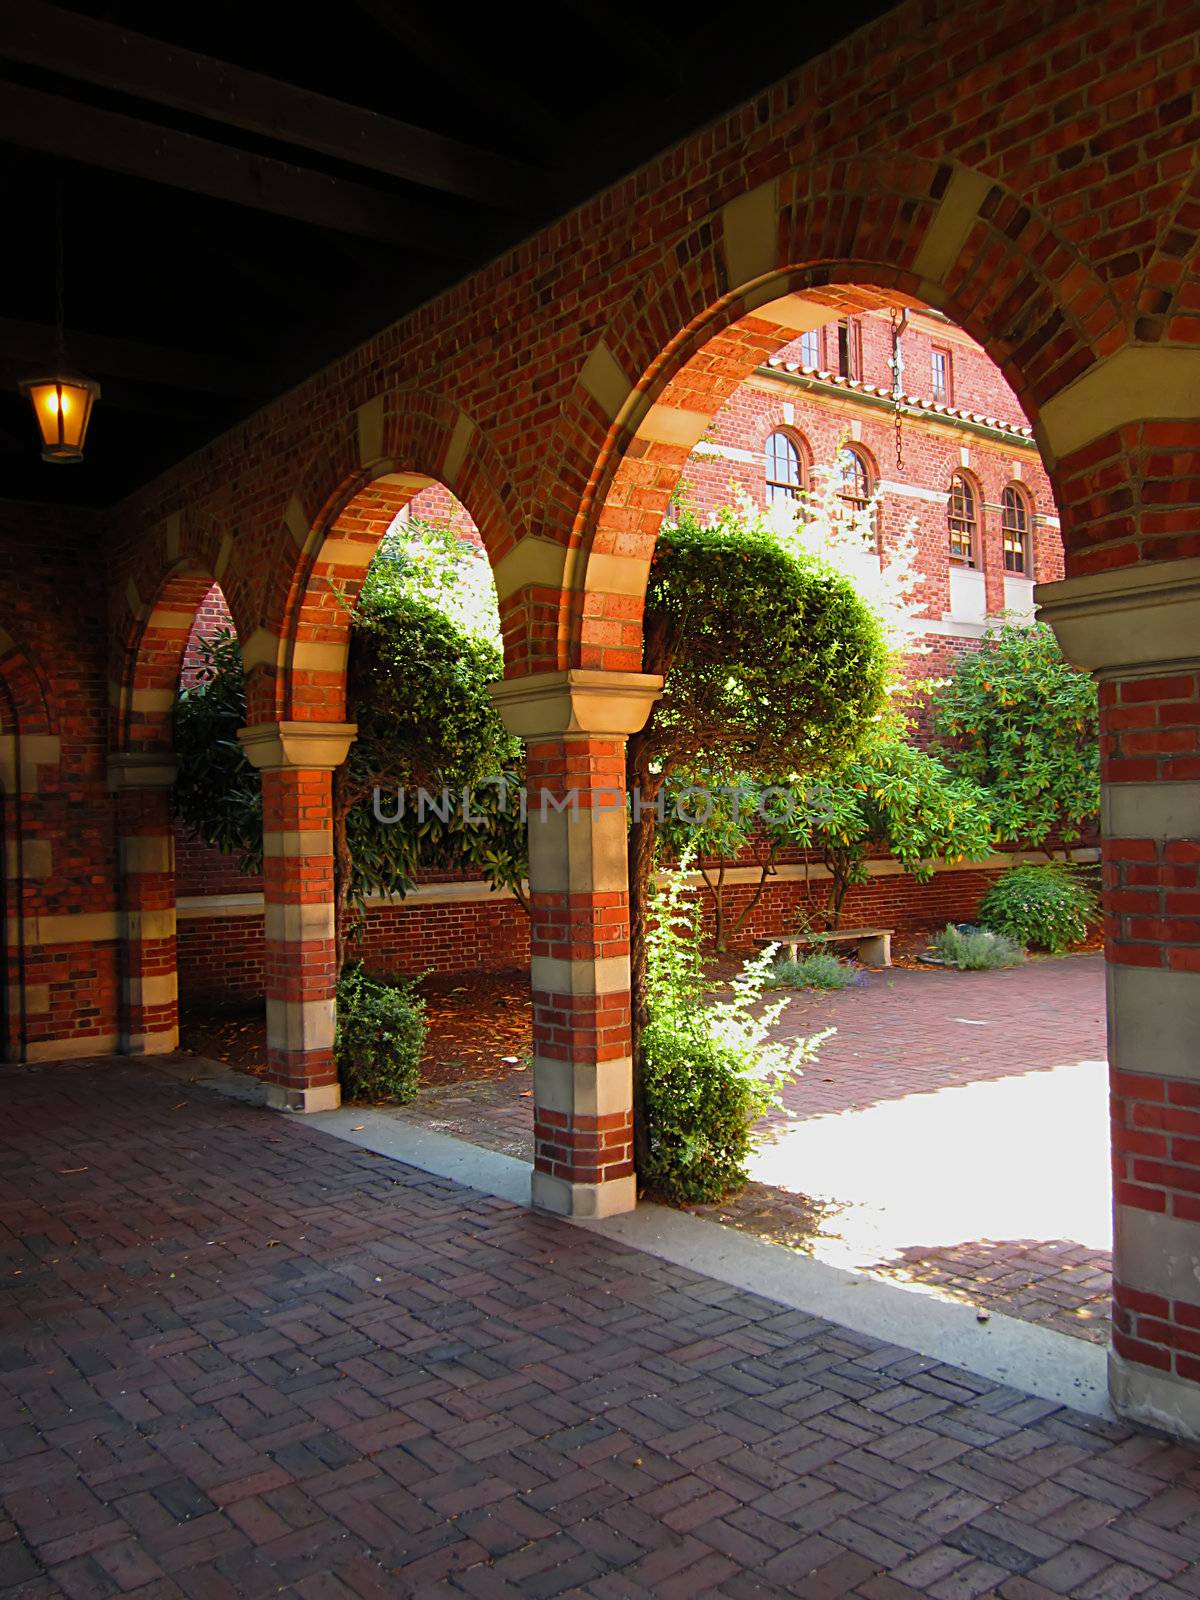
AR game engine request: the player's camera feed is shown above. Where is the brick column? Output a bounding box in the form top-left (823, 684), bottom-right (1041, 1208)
top-left (238, 720), bottom-right (356, 1113)
top-left (108, 754), bottom-right (179, 1055)
top-left (491, 670), bottom-right (661, 1218)
top-left (1040, 557), bottom-right (1200, 1442)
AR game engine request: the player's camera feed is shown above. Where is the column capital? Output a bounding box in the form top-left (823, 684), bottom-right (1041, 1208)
top-left (237, 720), bottom-right (357, 771)
top-left (1036, 556), bottom-right (1200, 677)
top-left (107, 752), bottom-right (177, 792)
top-left (489, 669), bottom-right (662, 739)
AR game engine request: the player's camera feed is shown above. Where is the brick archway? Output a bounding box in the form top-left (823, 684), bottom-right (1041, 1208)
top-left (247, 391), bottom-right (517, 725)
top-left (530, 160), bottom-right (1125, 672)
top-left (115, 564), bottom-right (231, 757)
top-left (0, 622), bottom-right (56, 745)
top-left (110, 561), bottom-right (243, 1058)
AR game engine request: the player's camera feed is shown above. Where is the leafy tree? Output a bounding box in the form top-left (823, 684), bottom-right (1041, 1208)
top-left (628, 501), bottom-right (888, 1165)
top-left (773, 723), bottom-right (994, 928)
top-left (173, 628), bottom-right (262, 872)
top-left (655, 775), bottom-right (780, 953)
top-left (933, 621), bottom-right (1099, 855)
top-left (335, 584), bottom-right (521, 956)
top-left (655, 466), bottom-right (934, 946)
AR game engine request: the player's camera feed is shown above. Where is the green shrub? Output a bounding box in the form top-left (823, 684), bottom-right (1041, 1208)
top-left (932, 924), bottom-right (1025, 971)
top-left (764, 951), bottom-right (858, 991)
top-left (640, 869), bottom-right (828, 1204)
top-left (979, 864), bottom-right (1098, 953)
top-left (335, 963), bottom-right (427, 1102)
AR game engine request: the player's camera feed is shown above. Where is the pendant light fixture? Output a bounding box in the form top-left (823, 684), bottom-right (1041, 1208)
top-left (19, 184), bottom-right (100, 464)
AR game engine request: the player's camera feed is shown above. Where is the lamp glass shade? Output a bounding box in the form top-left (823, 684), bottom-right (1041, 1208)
top-left (19, 372), bottom-right (100, 462)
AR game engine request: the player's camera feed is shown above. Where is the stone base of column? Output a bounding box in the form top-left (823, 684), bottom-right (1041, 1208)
top-left (531, 1168), bottom-right (637, 1218)
top-left (265, 1080), bottom-right (341, 1113)
top-left (1110, 1351), bottom-right (1200, 1444)
top-left (126, 1028), bottom-right (179, 1056)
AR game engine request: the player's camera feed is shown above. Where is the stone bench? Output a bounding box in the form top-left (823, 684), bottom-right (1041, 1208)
top-left (755, 926), bottom-right (893, 968)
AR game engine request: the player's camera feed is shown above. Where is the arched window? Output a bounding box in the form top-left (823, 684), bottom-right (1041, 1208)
top-left (765, 430), bottom-right (805, 503)
top-left (947, 472), bottom-right (978, 567)
top-left (837, 445), bottom-right (873, 514)
top-left (1001, 484), bottom-right (1031, 575)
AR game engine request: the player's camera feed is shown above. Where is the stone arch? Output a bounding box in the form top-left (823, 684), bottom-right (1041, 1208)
top-left (110, 504), bottom-right (248, 756)
top-left (530, 158), bottom-right (1126, 670)
top-left (0, 622), bottom-right (56, 745)
top-left (245, 391), bottom-right (516, 725)
top-left (114, 561), bottom-right (236, 757)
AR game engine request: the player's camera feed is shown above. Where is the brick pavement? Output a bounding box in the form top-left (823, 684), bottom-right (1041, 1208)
top-left (393, 958), bottom-right (1114, 1342)
top-left (2, 1058), bottom-right (1199, 1598)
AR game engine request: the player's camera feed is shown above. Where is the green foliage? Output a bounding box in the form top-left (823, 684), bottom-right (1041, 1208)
top-left (764, 951), bottom-right (858, 990)
top-left (172, 628), bottom-right (262, 873)
top-left (934, 622), bottom-right (1099, 852)
top-left (640, 504), bottom-right (889, 784)
top-left (639, 865), bottom-right (828, 1204)
top-left (979, 863), bottom-right (1098, 953)
top-left (170, 517), bottom-right (528, 951)
top-left (931, 923), bottom-right (1026, 970)
top-left (340, 587), bottom-right (522, 915)
top-left (773, 723), bottom-right (994, 926)
top-left (366, 515), bottom-right (501, 644)
top-left (334, 962), bottom-right (427, 1101)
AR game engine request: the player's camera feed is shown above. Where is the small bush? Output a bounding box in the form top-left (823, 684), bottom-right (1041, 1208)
top-left (335, 962), bottom-right (427, 1102)
top-left (640, 867), bottom-right (828, 1204)
top-left (979, 863), bottom-right (1098, 953)
top-left (764, 951), bottom-right (858, 990)
top-left (932, 923), bottom-right (1026, 970)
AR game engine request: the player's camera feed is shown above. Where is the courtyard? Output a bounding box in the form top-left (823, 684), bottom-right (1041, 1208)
top-left (3, 1059), bottom-right (1200, 1599)
top-left (363, 955), bottom-right (1112, 1343)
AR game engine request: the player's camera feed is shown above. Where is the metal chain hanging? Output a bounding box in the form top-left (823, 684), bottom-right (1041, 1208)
top-left (889, 307), bottom-right (905, 473)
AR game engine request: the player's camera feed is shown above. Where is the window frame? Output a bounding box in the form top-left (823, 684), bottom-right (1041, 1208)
top-left (1001, 482), bottom-right (1032, 575)
top-left (931, 344), bottom-right (954, 404)
top-left (798, 328), bottom-right (822, 368)
top-left (947, 471), bottom-right (979, 568)
top-left (836, 317), bottom-right (863, 381)
top-left (836, 443), bottom-right (874, 515)
top-left (764, 428), bottom-right (808, 505)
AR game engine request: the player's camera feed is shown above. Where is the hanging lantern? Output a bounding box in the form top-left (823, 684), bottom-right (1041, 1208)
top-left (19, 370), bottom-right (101, 463)
top-left (20, 180), bottom-right (101, 465)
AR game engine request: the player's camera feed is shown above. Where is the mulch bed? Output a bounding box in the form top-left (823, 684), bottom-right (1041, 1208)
top-left (178, 968), bottom-right (533, 1086)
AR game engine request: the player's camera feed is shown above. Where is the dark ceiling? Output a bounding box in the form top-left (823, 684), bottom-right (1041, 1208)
top-left (0, 0), bottom-right (899, 508)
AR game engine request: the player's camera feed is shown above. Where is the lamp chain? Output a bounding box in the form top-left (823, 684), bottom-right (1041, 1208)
top-left (55, 181), bottom-right (65, 360)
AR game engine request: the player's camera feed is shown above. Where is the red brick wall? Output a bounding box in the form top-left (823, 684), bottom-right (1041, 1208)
top-left (180, 584), bottom-right (235, 688)
top-left (175, 859), bottom-right (1025, 1003)
top-left (0, 500), bottom-right (118, 1060)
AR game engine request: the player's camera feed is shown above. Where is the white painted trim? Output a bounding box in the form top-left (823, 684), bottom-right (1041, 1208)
top-left (173, 848), bottom-right (1099, 920)
top-left (877, 480), bottom-right (949, 505)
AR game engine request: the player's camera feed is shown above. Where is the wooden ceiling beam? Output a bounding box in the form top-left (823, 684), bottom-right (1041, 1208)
top-left (0, 318), bottom-right (265, 397)
top-left (0, 82), bottom-right (469, 251)
top-left (0, 1), bottom-right (537, 211)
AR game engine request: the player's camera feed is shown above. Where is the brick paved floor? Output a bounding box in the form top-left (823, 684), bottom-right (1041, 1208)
top-left (393, 957), bottom-right (1113, 1342)
top-left (2, 1059), bottom-right (1200, 1599)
